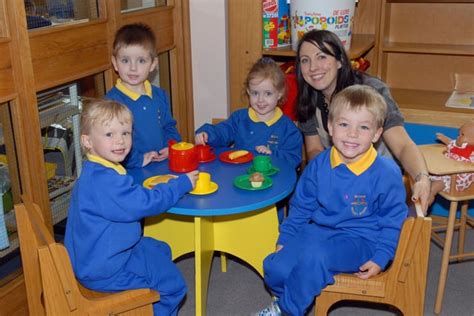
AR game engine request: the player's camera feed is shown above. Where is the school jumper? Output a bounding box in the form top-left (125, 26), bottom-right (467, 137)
top-left (196, 108), bottom-right (303, 169)
top-left (106, 79), bottom-right (181, 168)
top-left (65, 154), bottom-right (191, 316)
top-left (263, 146), bottom-right (408, 316)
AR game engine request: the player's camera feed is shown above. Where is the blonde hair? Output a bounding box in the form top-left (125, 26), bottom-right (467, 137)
top-left (80, 99), bottom-right (133, 152)
top-left (329, 85), bottom-right (387, 128)
top-left (242, 57), bottom-right (287, 106)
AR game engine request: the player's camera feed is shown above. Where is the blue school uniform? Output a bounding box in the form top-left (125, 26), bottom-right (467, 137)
top-left (263, 146), bottom-right (408, 316)
top-left (106, 80), bottom-right (181, 168)
top-left (196, 108), bottom-right (302, 169)
top-left (64, 154), bottom-right (191, 315)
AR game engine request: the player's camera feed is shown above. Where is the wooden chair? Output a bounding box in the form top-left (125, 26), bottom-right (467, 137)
top-left (419, 144), bottom-right (474, 314)
top-left (315, 200), bottom-right (432, 315)
top-left (15, 197), bottom-right (160, 315)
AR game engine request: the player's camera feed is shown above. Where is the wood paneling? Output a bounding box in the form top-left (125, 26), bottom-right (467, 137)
top-left (1, 1), bottom-right (194, 313)
top-left (29, 22), bottom-right (110, 91)
top-left (121, 6), bottom-right (175, 54)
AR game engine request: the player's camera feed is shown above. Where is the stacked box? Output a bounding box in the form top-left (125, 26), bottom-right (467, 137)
top-left (263, 0), bottom-right (291, 49)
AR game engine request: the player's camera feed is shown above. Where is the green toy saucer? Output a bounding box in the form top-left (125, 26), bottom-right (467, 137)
top-left (233, 174), bottom-right (272, 191)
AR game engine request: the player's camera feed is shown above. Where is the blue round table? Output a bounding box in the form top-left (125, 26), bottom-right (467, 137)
top-left (128, 148), bottom-right (297, 316)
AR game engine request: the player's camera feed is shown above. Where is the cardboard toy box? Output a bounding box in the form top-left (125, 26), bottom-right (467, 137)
top-left (262, 0), bottom-right (291, 49)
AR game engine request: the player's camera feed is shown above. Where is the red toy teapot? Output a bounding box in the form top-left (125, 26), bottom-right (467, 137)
top-left (168, 140), bottom-right (198, 173)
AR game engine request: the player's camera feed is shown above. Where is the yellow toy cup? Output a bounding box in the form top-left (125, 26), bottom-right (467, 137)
top-left (195, 172), bottom-right (211, 193)
top-left (253, 155), bottom-right (271, 173)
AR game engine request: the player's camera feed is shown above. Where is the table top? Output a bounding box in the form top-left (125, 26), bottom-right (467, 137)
top-left (419, 144), bottom-right (474, 175)
top-left (128, 148), bottom-right (297, 217)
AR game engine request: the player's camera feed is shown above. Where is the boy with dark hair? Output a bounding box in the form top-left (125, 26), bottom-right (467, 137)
top-left (106, 23), bottom-right (181, 168)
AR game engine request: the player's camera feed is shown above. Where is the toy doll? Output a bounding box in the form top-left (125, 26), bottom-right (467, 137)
top-left (430, 120), bottom-right (474, 200)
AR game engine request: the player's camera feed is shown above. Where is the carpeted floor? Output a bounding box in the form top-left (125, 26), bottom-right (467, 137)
top-left (176, 229), bottom-right (474, 316)
top-left (0, 224), bottom-right (472, 315)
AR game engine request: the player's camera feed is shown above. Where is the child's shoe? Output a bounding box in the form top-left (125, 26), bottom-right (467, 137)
top-left (253, 297), bottom-right (281, 316)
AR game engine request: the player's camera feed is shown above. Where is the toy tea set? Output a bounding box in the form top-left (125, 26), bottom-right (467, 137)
top-left (143, 141), bottom-right (280, 194)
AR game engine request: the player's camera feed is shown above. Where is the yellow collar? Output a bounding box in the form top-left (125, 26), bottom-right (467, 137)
top-left (86, 154), bottom-right (127, 175)
top-left (248, 107), bottom-right (283, 126)
top-left (330, 145), bottom-right (377, 176)
top-left (115, 79), bottom-right (152, 101)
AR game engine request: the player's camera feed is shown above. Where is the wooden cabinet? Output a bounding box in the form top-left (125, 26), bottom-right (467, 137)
top-left (376, 0), bottom-right (474, 127)
top-left (228, 0), bottom-right (381, 112)
top-left (0, 0), bottom-right (194, 311)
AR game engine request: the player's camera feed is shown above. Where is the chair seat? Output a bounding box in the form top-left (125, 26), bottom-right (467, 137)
top-left (324, 274), bottom-right (385, 298)
top-left (16, 198), bottom-right (160, 315)
top-left (315, 203), bottom-right (432, 316)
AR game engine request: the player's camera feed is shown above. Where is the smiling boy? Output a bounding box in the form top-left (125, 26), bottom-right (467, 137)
top-left (255, 85), bottom-right (408, 316)
top-left (106, 23), bottom-right (181, 168)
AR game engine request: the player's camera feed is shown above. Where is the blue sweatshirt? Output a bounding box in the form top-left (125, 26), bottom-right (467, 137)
top-left (279, 146), bottom-right (408, 269)
top-left (64, 155), bottom-right (192, 285)
top-left (106, 80), bottom-right (181, 168)
top-left (196, 108), bottom-right (302, 169)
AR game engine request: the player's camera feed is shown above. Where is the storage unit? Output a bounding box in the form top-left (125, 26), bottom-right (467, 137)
top-left (0, 83), bottom-right (81, 259)
top-left (376, 0), bottom-right (474, 127)
top-left (0, 0), bottom-right (194, 312)
top-left (228, 0), bottom-right (382, 111)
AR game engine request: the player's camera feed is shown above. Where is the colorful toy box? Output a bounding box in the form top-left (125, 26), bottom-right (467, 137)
top-left (262, 0), bottom-right (291, 49)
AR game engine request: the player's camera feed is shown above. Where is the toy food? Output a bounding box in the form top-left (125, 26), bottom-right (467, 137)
top-left (249, 172), bottom-right (264, 188)
top-left (229, 150), bottom-right (249, 160)
top-left (150, 174), bottom-right (177, 186)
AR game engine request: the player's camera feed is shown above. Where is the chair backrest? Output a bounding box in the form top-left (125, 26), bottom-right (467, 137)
top-left (15, 198), bottom-right (54, 315)
top-left (16, 198), bottom-right (160, 315)
top-left (211, 118), bottom-right (225, 125)
top-left (386, 202), bottom-right (428, 285)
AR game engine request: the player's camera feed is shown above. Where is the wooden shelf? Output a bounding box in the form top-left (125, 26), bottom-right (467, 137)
top-left (391, 88), bottom-right (474, 127)
top-left (382, 42), bottom-right (474, 56)
top-left (387, 0), bottom-right (473, 3)
top-left (263, 34), bottom-right (375, 60)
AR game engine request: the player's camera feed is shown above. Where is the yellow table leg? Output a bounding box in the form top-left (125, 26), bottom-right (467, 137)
top-left (194, 217), bottom-right (215, 316)
top-left (144, 214), bottom-right (195, 260)
top-left (144, 205), bottom-right (279, 315)
top-left (213, 205), bottom-right (279, 276)
top-left (220, 252), bottom-right (228, 272)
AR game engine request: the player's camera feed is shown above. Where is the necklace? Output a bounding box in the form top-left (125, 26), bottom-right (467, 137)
top-left (321, 98), bottom-right (329, 115)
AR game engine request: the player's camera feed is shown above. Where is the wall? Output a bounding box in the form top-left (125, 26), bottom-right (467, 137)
top-left (190, 0), bottom-right (229, 129)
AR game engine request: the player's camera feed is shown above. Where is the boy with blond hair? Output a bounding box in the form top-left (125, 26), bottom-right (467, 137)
top-left (65, 99), bottom-right (197, 315)
top-left (255, 85), bottom-right (408, 316)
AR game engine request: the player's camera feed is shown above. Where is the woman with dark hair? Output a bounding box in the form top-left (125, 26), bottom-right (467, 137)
top-left (295, 29), bottom-right (431, 211)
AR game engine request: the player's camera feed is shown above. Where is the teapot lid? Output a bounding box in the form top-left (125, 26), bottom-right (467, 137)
top-left (171, 142), bottom-right (194, 151)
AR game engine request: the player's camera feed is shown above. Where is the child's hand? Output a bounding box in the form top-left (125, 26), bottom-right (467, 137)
top-left (152, 147), bottom-right (169, 162)
top-left (255, 145), bottom-right (272, 155)
top-left (195, 132), bottom-right (208, 145)
top-left (354, 260), bottom-right (381, 279)
top-left (142, 151), bottom-right (159, 167)
top-left (186, 170), bottom-right (199, 189)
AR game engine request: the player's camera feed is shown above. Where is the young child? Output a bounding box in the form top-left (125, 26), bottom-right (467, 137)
top-left (255, 85), bottom-right (408, 316)
top-left (106, 23), bottom-right (181, 168)
top-left (64, 99), bottom-right (198, 316)
top-left (195, 57), bottom-right (303, 170)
